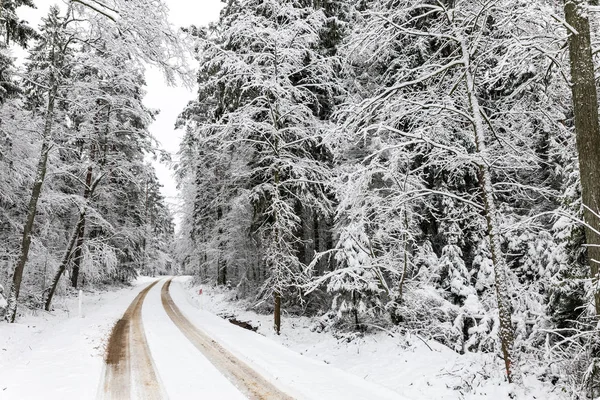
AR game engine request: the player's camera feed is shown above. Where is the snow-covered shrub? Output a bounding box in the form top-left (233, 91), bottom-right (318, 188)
top-left (322, 225), bottom-right (385, 330)
top-left (81, 242), bottom-right (119, 284)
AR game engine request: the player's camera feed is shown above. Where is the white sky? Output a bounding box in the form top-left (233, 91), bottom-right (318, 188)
top-left (143, 0), bottom-right (223, 210)
top-left (17, 0), bottom-right (223, 227)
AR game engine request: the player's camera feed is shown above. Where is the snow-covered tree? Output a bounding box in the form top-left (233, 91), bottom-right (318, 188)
top-left (5, 6), bottom-right (74, 322)
top-left (178, 0), bottom-right (347, 334)
top-left (334, 0), bottom-right (572, 382)
top-left (3, 0), bottom-right (181, 321)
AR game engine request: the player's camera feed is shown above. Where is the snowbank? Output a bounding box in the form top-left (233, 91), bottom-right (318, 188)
top-left (170, 277), bottom-right (405, 399)
top-left (183, 279), bottom-right (567, 400)
top-left (0, 277), bottom-right (158, 399)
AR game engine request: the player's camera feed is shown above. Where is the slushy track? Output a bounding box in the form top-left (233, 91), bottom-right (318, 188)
top-left (100, 280), bottom-right (164, 400)
top-left (161, 279), bottom-right (293, 400)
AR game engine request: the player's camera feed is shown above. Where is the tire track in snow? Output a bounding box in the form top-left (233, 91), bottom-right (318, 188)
top-left (161, 279), bottom-right (293, 400)
top-left (100, 280), bottom-right (165, 400)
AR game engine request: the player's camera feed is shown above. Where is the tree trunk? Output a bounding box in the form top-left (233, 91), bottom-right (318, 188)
top-left (564, 0), bottom-right (600, 316)
top-left (45, 171), bottom-right (102, 309)
top-left (272, 163), bottom-right (282, 335)
top-left (216, 206), bottom-right (227, 285)
top-left (45, 211), bottom-right (86, 311)
top-left (460, 38), bottom-right (519, 384)
top-left (398, 208), bottom-right (410, 302)
top-left (302, 206), bottom-right (315, 266)
top-left (5, 84), bottom-right (56, 323)
top-left (315, 215), bottom-right (329, 275)
top-left (352, 290), bottom-right (360, 331)
top-left (274, 291), bottom-right (281, 335)
top-left (70, 164), bottom-right (93, 288)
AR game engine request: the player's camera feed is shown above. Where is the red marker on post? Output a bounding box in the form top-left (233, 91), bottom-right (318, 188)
top-left (198, 288), bottom-right (203, 295)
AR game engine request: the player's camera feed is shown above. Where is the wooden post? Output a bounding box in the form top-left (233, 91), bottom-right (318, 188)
top-left (274, 291), bottom-right (281, 335)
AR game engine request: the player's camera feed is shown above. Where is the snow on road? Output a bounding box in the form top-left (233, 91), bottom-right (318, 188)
top-left (142, 279), bottom-right (246, 399)
top-left (167, 277), bottom-right (406, 400)
top-left (101, 280), bottom-right (165, 400)
top-left (0, 277), bottom-right (158, 399)
top-left (160, 279), bottom-right (291, 399)
top-left (1, 277), bottom-right (409, 399)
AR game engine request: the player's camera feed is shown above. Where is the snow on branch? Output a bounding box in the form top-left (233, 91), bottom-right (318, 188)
top-left (71, 0), bottom-right (119, 22)
top-left (360, 60), bottom-right (464, 112)
top-left (550, 13), bottom-right (578, 36)
top-left (70, 0), bottom-right (193, 87)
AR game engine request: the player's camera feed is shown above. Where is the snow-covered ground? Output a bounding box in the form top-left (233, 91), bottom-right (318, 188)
top-left (142, 280), bottom-right (246, 399)
top-left (0, 276), bottom-right (406, 399)
top-left (184, 279), bottom-right (567, 400)
top-left (168, 277), bottom-right (403, 399)
top-left (0, 276), bottom-right (568, 399)
top-left (0, 277), bottom-right (157, 399)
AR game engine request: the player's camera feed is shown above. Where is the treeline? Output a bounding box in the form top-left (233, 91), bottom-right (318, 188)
top-left (0, 1), bottom-right (183, 322)
top-left (176, 0), bottom-right (600, 394)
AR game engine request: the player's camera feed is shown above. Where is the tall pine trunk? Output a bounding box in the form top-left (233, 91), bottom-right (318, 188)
top-left (70, 164), bottom-right (93, 288)
top-left (45, 172), bottom-right (103, 309)
top-left (6, 83), bottom-right (56, 322)
top-left (460, 38), bottom-right (519, 384)
top-left (564, 0), bottom-right (600, 316)
top-left (272, 167), bottom-right (282, 335)
top-left (45, 210), bottom-right (85, 311)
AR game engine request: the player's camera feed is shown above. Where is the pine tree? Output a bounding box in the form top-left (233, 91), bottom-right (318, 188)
top-left (179, 0), bottom-right (344, 333)
top-left (0, 0), bottom-right (37, 102)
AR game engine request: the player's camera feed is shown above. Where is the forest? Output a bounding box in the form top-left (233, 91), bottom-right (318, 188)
top-left (3, 0), bottom-right (600, 398)
top-left (174, 0), bottom-right (600, 396)
top-left (0, 1), bottom-right (179, 321)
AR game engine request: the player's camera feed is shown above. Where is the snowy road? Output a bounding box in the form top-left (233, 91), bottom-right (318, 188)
top-left (100, 280), bottom-right (164, 400)
top-left (100, 277), bottom-right (406, 399)
top-left (160, 280), bottom-right (292, 399)
top-left (1, 277), bottom-right (406, 399)
top-left (101, 278), bottom-right (290, 399)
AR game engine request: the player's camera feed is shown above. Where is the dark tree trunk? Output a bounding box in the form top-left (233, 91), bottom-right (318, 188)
top-left (352, 291), bottom-right (360, 331)
top-left (216, 206), bottom-right (227, 285)
top-left (6, 82), bottom-right (56, 322)
top-left (220, 261), bottom-right (227, 286)
top-left (45, 211), bottom-right (86, 310)
top-left (302, 206), bottom-right (315, 266)
top-left (315, 215), bottom-right (328, 275)
top-left (71, 164), bottom-right (93, 288)
top-left (274, 291), bottom-right (281, 335)
top-left (564, 0), bottom-right (600, 315)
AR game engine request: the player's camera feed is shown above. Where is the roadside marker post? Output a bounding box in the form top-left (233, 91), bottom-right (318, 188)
top-left (198, 288), bottom-right (203, 309)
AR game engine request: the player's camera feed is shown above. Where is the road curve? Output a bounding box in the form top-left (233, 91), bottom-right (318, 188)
top-left (100, 280), bottom-right (165, 400)
top-left (161, 279), bottom-right (293, 400)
